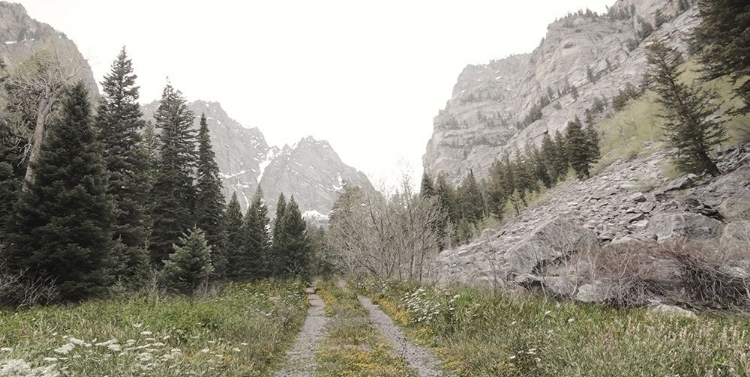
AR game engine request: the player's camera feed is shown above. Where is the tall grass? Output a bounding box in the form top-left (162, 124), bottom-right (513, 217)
top-left (356, 279), bottom-right (750, 377)
top-left (0, 280), bottom-right (307, 376)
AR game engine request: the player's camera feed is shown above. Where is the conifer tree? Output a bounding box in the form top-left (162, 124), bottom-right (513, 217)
top-left (240, 186), bottom-right (270, 279)
top-left (96, 47), bottom-right (150, 288)
top-left (541, 133), bottom-right (560, 183)
top-left (566, 118), bottom-right (595, 179)
top-left (435, 173), bottom-right (459, 224)
top-left (420, 172), bottom-right (436, 198)
top-left (149, 84), bottom-right (197, 265)
top-left (270, 193), bottom-right (287, 276)
top-left (584, 123), bottom-right (602, 167)
top-left (487, 160), bottom-right (509, 220)
top-left (526, 143), bottom-right (551, 188)
top-left (553, 130), bottom-right (569, 179)
top-left (162, 228), bottom-right (214, 295)
top-left (276, 196), bottom-right (310, 278)
top-left (512, 147), bottom-right (538, 205)
top-left (0, 127), bottom-right (23, 237)
top-left (694, 0), bottom-right (750, 114)
top-left (5, 82), bottom-right (114, 301)
top-left (194, 113), bottom-right (226, 275)
top-left (646, 40), bottom-right (726, 175)
top-left (223, 192), bottom-right (245, 279)
top-left (458, 170), bottom-right (484, 224)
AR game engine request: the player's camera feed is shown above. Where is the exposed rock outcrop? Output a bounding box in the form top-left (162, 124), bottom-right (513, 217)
top-left (423, 0), bottom-right (698, 185)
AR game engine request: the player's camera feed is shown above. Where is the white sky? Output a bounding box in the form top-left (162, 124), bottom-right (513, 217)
top-left (19, 0), bottom-right (613, 185)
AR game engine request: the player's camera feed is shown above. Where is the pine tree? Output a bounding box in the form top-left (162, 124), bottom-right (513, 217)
top-left (240, 186), bottom-right (270, 279)
top-left (149, 84), bottom-right (198, 265)
top-left (646, 40), bottom-right (726, 176)
top-left (434, 173), bottom-right (459, 224)
top-left (553, 130), bottom-right (569, 179)
top-left (512, 147), bottom-right (538, 206)
top-left (694, 0), bottom-right (750, 114)
top-left (95, 47), bottom-right (150, 288)
top-left (584, 123), bottom-right (602, 168)
top-left (420, 171), bottom-right (436, 198)
top-left (541, 133), bottom-right (560, 184)
top-left (526, 143), bottom-right (551, 188)
top-left (457, 170), bottom-right (484, 224)
top-left (162, 228), bottom-right (214, 295)
top-left (487, 159), bottom-right (509, 220)
top-left (223, 192), bottom-right (244, 279)
top-left (566, 117), bottom-right (595, 179)
top-left (5, 82), bottom-right (114, 301)
top-left (194, 113), bottom-right (226, 276)
top-left (270, 193), bottom-right (287, 276)
top-left (276, 196), bottom-right (310, 278)
top-left (0, 126), bottom-right (23, 238)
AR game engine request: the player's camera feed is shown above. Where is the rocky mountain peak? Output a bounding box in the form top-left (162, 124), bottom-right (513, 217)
top-left (141, 100), bottom-right (373, 219)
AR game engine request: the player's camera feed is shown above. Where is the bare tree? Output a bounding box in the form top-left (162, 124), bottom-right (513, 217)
top-left (3, 44), bottom-right (86, 188)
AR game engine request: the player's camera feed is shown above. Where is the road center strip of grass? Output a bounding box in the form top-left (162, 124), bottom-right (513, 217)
top-left (0, 280), bottom-right (307, 376)
top-left (315, 280), bottom-right (417, 377)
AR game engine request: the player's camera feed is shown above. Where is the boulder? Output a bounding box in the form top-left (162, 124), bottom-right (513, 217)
top-left (648, 213), bottom-right (724, 242)
top-left (575, 281), bottom-right (610, 303)
top-left (515, 274), bottom-right (578, 297)
top-left (504, 219), bottom-right (599, 276)
top-left (720, 221), bottom-right (750, 251)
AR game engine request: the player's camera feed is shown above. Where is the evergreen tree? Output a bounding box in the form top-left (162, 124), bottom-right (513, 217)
top-left (566, 117), bottom-right (595, 179)
top-left (512, 147), bottom-right (539, 206)
top-left (435, 173), bottom-right (459, 224)
top-left (526, 143), bottom-right (551, 188)
top-left (646, 41), bottom-right (726, 176)
top-left (276, 196), bottom-right (310, 278)
top-left (149, 84), bottom-right (197, 265)
top-left (5, 82), bottom-right (114, 301)
top-left (694, 0), bottom-right (750, 114)
top-left (194, 113), bottom-right (227, 276)
top-left (457, 170), bottom-right (484, 224)
top-left (584, 123), bottom-right (602, 168)
top-left (270, 193), bottom-right (287, 276)
top-left (487, 159), bottom-right (509, 220)
top-left (223, 193), bottom-right (244, 279)
top-left (162, 228), bottom-right (214, 295)
top-left (541, 133), bottom-right (560, 184)
top-left (240, 186), bottom-right (270, 279)
top-left (0, 126), bottom-right (23, 238)
top-left (553, 130), bottom-right (570, 179)
top-left (419, 171), bottom-right (436, 198)
top-left (95, 47), bottom-right (150, 288)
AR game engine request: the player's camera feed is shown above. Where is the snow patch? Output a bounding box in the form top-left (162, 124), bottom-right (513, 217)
top-left (218, 170), bottom-right (246, 180)
top-left (332, 174), bottom-right (343, 191)
top-left (302, 210), bottom-right (329, 221)
top-left (256, 149), bottom-right (278, 183)
top-left (4, 41), bottom-right (17, 45)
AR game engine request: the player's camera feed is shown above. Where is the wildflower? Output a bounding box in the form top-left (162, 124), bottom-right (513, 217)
top-left (43, 357), bottom-right (58, 362)
top-left (232, 348), bottom-right (241, 352)
top-left (107, 344), bottom-right (122, 352)
top-left (240, 343), bottom-right (248, 346)
top-left (132, 323), bottom-right (143, 328)
top-left (0, 347), bottom-right (11, 352)
top-left (509, 355), bottom-right (516, 360)
top-left (162, 335), bottom-right (171, 340)
top-left (54, 343), bottom-right (75, 354)
top-left (126, 340), bottom-right (136, 345)
top-left (201, 349), bottom-right (210, 353)
top-left (95, 339), bottom-right (118, 347)
top-left (140, 331), bottom-right (152, 336)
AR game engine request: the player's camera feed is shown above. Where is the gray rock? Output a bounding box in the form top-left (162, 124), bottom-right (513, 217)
top-left (505, 219), bottom-right (599, 276)
top-left (515, 274), bottom-right (578, 297)
top-left (648, 213), bottom-right (724, 242)
top-left (647, 304), bottom-right (696, 319)
top-left (720, 221), bottom-right (750, 250)
top-left (663, 175), bottom-right (696, 193)
top-left (637, 201), bottom-right (657, 213)
top-left (628, 192), bottom-right (648, 203)
top-left (575, 281), bottom-right (609, 303)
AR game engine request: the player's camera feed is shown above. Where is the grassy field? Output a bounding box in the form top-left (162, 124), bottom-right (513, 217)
top-left (315, 280), bottom-right (416, 377)
top-left (356, 279), bottom-right (750, 377)
top-left (0, 280), bottom-right (307, 376)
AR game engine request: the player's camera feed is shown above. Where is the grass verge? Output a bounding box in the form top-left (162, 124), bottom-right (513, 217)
top-left (315, 280), bottom-right (417, 377)
top-left (355, 279), bottom-right (750, 377)
top-left (0, 280), bottom-right (307, 376)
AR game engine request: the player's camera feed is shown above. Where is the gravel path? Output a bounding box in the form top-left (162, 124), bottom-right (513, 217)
top-left (358, 295), bottom-right (451, 377)
top-left (274, 285), bottom-right (329, 377)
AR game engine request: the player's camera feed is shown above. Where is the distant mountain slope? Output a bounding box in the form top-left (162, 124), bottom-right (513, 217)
top-left (423, 0), bottom-right (698, 184)
top-left (142, 100), bottom-right (374, 217)
top-left (0, 2), bottom-right (98, 96)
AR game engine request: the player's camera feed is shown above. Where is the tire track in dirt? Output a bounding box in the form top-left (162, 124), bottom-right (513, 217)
top-left (274, 284), bottom-right (329, 377)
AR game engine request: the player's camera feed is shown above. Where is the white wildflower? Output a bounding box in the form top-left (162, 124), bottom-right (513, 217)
top-left (201, 349), bottom-right (210, 353)
top-left (240, 343), bottom-right (248, 346)
top-left (151, 342), bottom-right (165, 347)
top-left (132, 323), bottom-right (142, 328)
top-left (232, 348), bottom-right (241, 352)
top-left (145, 338), bottom-right (156, 342)
top-left (162, 335), bottom-right (171, 340)
top-left (140, 331), bottom-right (152, 336)
top-left (0, 347), bottom-right (11, 352)
top-left (54, 343), bottom-right (75, 354)
top-left (43, 358), bottom-right (58, 362)
top-left (126, 339), bottom-right (136, 345)
top-left (95, 339), bottom-right (118, 347)
top-left (107, 344), bottom-right (122, 352)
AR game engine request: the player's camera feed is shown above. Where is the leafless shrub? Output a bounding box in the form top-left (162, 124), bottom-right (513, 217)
top-left (0, 262), bottom-right (59, 307)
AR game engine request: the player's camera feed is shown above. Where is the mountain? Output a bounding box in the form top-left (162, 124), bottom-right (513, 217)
top-left (423, 0), bottom-right (697, 185)
top-left (142, 100), bottom-right (374, 218)
top-left (0, 2), bottom-right (98, 97)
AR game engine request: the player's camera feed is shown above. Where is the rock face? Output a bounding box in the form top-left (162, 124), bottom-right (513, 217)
top-left (0, 2), bottom-right (98, 96)
top-left (141, 100), bottom-right (374, 218)
top-left (423, 0), bottom-right (698, 185)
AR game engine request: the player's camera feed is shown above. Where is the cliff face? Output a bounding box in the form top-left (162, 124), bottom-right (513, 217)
top-left (142, 100), bottom-right (374, 218)
top-left (0, 2), bottom-right (98, 97)
top-left (423, 0), bottom-right (697, 185)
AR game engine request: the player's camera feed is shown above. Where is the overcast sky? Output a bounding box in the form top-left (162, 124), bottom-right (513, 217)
top-left (20, 0), bottom-right (613, 186)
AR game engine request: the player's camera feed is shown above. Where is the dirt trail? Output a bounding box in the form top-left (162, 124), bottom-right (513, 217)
top-left (337, 279), bottom-right (450, 377)
top-left (274, 284), bottom-right (329, 377)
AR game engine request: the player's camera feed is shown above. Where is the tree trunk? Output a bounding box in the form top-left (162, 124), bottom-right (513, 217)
top-left (23, 96), bottom-right (51, 189)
